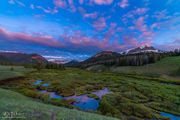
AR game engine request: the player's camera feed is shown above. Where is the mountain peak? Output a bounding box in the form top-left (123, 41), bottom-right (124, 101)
top-left (64, 60), bottom-right (80, 67)
top-left (94, 51), bottom-right (118, 58)
top-left (0, 52), bottom-right (48, 64)
top-left (127, 46), bottom-right (159, 54)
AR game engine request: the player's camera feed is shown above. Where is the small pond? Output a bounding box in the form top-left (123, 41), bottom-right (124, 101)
top-left (92, 87), bottom-right (110, 99)
top-left (160, 112), bottom-right (180, 120)
top-left (34, 80), bottom-right (43, 85)
top-left (65, 94), bottom-right (99, 110)
top-left (33, 80), bottom-right (50, 87)
top-left (42, 83), bottom-right (50, 87)
top-left (33, 80), bottom-right (111, 111)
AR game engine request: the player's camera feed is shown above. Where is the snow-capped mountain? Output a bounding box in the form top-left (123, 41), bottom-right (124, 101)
top-left (125, 46), bottom-right (161, 54)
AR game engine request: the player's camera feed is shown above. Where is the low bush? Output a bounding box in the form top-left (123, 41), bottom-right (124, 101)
top-left (176, 67), bottom-right (180, 76)
top-left (40, 94), bottom-right (50, 103)
top-left (99, 97), bottom-right (120, 117)
top-left (119, 103), bottom-right (153, 118)
top-left (20, 88), bottom-right (40, 99)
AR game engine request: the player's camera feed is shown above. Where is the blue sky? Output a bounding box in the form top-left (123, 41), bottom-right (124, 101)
top-left (0, 0), bottom-right (180, 61)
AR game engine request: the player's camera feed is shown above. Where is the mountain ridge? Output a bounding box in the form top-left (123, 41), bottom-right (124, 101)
top-left (0, 52), bottom-right (48, 65)
top-left (80, 46), bottom-right (170, 68)
top-left (126, 46), bottom-right (160, 54)
top-left (64, 60), bottom-right (80, 67)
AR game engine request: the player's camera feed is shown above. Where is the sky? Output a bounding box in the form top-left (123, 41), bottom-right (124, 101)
top-left (0, 0), bottom-right (180, 61)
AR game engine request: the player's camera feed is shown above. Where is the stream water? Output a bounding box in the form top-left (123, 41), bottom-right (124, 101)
top-left (160, 112), bottom-right (180, 120)
top-left (34, 80), bottom-right (111, 110)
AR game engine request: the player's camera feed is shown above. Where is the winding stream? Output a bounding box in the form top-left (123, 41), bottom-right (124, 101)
top-left (34, 80), bottom-right (111, 111)
top-left (160, 112), bottom-right (180, 120)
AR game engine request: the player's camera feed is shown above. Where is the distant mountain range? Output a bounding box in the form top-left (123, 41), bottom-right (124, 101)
top-left (64, 60), bottom-right (80, 67)
top-left (82, 51), bottom-right (120, 65)
top-left (94, 51), bottom-right (120, 58)
top-left (51, 46), bottom-right (164, 67)
top-left (0, 52), bottom-right (48, 65)
top-left (80, 46), bottom-right (167, 67)
top-left (0, 46), bottom-right (166, 67)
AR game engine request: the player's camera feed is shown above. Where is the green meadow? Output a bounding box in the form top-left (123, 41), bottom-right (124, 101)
top-left (0, 56), bottom-right (180, 120)
top-left (0, 65), bottom-right (33, 80)
top-left (110, 56), bottom-right (180, 79)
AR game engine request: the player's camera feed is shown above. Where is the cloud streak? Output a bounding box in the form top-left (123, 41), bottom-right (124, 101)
top-left (119, 0), bottom-right (129, 8)
top-left (92, 0), bottom-right (113, 5)
top-left (92, 17), bottom-right (107, 31)
top-left (0, 27), bottom-right (62, 48)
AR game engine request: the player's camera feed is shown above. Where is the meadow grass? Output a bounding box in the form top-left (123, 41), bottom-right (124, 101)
top-left (0, 88), bottom-right (118, 120)
top-left (0, 56), bottom-right (180, 119)
top-left (2, 66), bottom-right (178, 119)
top-left (110, 56), bottom-right (180, 78)
top-left (0, 65), bottom-right (33, 80)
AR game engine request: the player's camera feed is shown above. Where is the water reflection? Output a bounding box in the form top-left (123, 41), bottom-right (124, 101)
top-left (34, 80), bottom-right (111, 111)
top-left (160, 112), bottom-right (180, 120)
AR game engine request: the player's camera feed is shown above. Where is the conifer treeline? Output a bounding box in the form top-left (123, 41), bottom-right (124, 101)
top-left (81, 50), bottom-right (180, 68)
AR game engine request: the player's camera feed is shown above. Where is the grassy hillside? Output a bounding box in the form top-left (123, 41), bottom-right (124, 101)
top-left (0, 88), bottom-right (118, 120)
top-left (110, 56), bottom-right (180, 78)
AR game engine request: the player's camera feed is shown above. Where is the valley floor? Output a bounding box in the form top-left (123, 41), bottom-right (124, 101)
top-left (0, 56), bottom-right (180, 120)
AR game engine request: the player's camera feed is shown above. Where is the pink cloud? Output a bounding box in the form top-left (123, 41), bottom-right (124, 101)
top-left (133, 8), bottom-right (148, 15)
top-left (83, 12), bottom-right (98, 19)
top-left (60, 30), bottom-right (127, 52)
top-left (68, 0), bottom-right (77, 12)
top-left (93, 17), bottom-right (107, 31)
top-left (53, 0), bottom-right (77, 12)
top-left (0, 27), bottom-right (148, 53)
top-left (135, 17), bottom-right (147, 32)
top-left (92, 0), bottom-right (113, 5)
top-left (61, 33), bottom-right (98, 49)
top-left (103, 22), bottom-right (117, 40)
top-left (53, 0), bottom-right (67, 8)
top-left (119, 0), bottom-right (129, 8)
top-left (122, 7), bottom-right (148, 23)
top-left (78, 7), bottom-right (98, 19)
top-left (36, 6), bottom-right (58, 14)
top-left (123, 36), bottom-right (138, 47)
top-left (79, 0), bottom-right (84, 4)
top-left (0, 28), bottom-right (62, 48)
top-left (122, 34), bottom-right (153, 48)
top-left (134, 17), bottom-right (154, 46)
